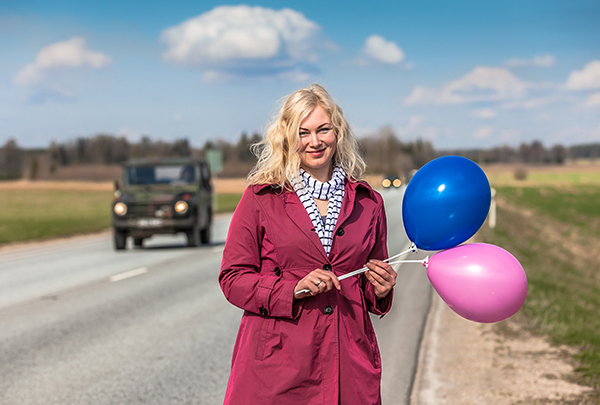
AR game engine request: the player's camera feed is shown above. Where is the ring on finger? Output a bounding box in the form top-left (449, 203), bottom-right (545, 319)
top-left (315, 280), bottom-right (322, 286)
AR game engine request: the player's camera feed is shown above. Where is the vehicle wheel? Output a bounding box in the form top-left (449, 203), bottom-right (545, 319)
top-left (186, 226), bottom-right (200, 247)
top-left (114, 230), bottom-right (127, 250)
top-left (200, 222), bottom-right (211, 245)
top-left (201, 208), bottom-right (212, 245)
top-left (133, 237), bottom-right (144, 248)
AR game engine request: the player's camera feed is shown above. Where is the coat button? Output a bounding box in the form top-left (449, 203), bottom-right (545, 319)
top-left (323, 264), bottom-right (332, 271)
top-left (259, 307), bottom-right (268, 316)
top-left (324, 305), bottom-right (333, 315)
top-left (274, 267), bottom-right (281, 276)
top-left (336, 227), bottom-right (345, 236)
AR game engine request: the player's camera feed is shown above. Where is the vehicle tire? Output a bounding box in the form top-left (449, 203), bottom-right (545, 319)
top-left (114, 230), bottom-right (127, 250)
top-left (200, 223), bottom-right (211, 245)
top-left (133, 237), bottom-right (144, 248)
top-left (200, 208), bottom-right (212, 245)
top-left (186, 225), bottom-right (200, 247)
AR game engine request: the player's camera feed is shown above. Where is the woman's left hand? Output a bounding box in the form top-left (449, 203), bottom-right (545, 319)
top-left (364, 259), bottom-right (397, 299)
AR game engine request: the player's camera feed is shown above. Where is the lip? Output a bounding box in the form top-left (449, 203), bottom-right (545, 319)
top-left (307, 149), bottom-right (325, 157)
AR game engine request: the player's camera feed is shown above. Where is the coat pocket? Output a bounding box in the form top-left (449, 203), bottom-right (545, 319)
top-left (255, 316), bottom-right (281, 361)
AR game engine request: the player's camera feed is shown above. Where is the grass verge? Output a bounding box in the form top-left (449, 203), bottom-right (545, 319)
top-left (0, 189), bottom-right (242, 246)
top-left (216, 193), bottom-right (243, 214)
top-left (479, 186), bottom-right (600, 401)
top-left (0, 189), bottom-right (112, 245)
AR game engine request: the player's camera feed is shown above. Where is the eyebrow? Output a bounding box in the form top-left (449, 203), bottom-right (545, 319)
top-left (299, 123), bottom-right (332, 132)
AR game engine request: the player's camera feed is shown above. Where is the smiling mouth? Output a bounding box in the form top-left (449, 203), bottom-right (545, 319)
top-left (308, 149), bottom-right (325, 155)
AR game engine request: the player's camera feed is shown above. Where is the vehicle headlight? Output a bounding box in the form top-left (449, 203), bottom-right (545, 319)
top-left (174, 200), bottom-right (189, 214)
top-left (382, 179), bottom-right (391, 188)
top-left (114, 202), bottom-right (127, 216)
top-left (393, 179), bottom-right (402, 187)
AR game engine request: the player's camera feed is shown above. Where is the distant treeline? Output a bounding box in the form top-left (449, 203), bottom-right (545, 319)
top-left (1, 129), bottom-right (599, 180)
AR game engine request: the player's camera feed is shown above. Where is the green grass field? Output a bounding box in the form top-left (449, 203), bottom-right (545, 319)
top-left (215, 193), bottom-right (243, 213)
top-left (480, 184), bottom-right (600, 400)
top-left (495, 186), bottom-right (600, 238)
top-left (0, 188), bottom-right (242, 245)
top-left (0, 189), bottom-right (112, 245)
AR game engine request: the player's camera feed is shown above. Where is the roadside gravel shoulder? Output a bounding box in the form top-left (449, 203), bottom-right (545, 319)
top-left (411, 293), bottom-right (593, 404)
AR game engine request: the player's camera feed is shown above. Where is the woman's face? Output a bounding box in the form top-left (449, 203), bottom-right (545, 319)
top-left (297, 105), bottom-right (337, 181)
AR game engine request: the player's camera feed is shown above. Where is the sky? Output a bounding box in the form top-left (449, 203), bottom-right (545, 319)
top-left (1, 0), bottom-right (599, 150)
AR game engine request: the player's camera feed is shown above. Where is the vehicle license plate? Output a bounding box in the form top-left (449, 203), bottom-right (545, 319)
top-left (137, 218), bottom-right (163, 227)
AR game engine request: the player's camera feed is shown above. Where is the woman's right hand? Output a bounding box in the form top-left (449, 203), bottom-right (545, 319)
top-left (294, 269), bottom-right (341, 299)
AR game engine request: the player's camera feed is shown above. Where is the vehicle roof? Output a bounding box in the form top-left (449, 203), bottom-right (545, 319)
top-left (123, 157), bottom-right (206, 167)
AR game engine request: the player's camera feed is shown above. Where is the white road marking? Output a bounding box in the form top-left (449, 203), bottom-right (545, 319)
top-left (109, 267), bottom-right (148, 282)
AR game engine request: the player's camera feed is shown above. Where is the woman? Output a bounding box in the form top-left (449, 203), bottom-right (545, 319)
top-left (219, 84), bottom-right (397, 405)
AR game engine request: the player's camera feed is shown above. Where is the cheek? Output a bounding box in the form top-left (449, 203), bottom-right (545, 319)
top-left (297, 137), bottom-right (308, 152)
top-left (327, 136), bottom-right (337, 154)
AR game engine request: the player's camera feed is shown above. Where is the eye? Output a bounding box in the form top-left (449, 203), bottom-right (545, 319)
top-left (319, 127), bottom-right (332, 133)
top-left (299, 131), bottom-right (309, 138)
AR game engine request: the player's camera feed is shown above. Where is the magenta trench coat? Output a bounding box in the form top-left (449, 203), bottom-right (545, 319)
top-left (219, 179), bottom-right (393, 405)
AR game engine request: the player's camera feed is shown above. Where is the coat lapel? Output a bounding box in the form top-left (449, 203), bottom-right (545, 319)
top-left (280, 191), bottom-right (329, 261)
top-left (335, 180), bottom-right (356, 233)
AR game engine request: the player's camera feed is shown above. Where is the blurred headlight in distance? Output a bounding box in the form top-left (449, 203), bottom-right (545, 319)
top-left (114, 202), bottom-right (127, 216)
top-left (393, 178), bottom-right (402, 187)
top-left (174, 200), bottom-right (189, 214)
top-left (382, 179), bottom-right (391, 188)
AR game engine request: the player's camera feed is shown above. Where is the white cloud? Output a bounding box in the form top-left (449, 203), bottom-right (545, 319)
top-left (396, 116), bottom-right (438, 141)
top-left (361, 35), bottom-right (404, 65)
top-left (505, 54), bottom-right (555, 68)
top-left (583, 92), bottom-right (600, 108)
top-left (473, 126), bottom-right (494, 139)
top-left (472, 108), bottom-right (496, 119)
top-left (500, 95), bottom-right (564, 110)
top-left (405, 66), bottom-right (530, 105)
top-left (537, 112), bottom-right (552, 121)
top-left (565, 60), bottom-right (600, 90)
top-left (160, 5), bottom-right (325, 80)
top-left (397, 116), bottom-right (423, 136)
top-left (14, 37), bottom-right (111, 86)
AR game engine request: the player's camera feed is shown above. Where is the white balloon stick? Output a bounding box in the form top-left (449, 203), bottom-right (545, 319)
top-left (295, 243), bottom-right (420, 295)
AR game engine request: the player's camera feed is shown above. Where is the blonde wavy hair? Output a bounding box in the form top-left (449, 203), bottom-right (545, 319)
top-left (248, 84), bottom-right (366, 187)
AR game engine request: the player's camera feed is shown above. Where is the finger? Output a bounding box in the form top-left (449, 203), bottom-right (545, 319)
top-left (328, 273), bottom-right (341, 290)
top-left (368, 260), bottom-right (395, 276)
top-left (368, 268), bottom-right (396, 291)
top-left (365, 269), bottom-right (386, 287)
top-left (312, 269), bottom-right (340, 291)
top-left (365, 262), bottom-right (391, 282)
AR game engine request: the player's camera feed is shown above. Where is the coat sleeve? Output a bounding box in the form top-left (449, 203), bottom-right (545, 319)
top-left (361, 197), bottom-right (394, 316)
top-left (219, 188), bottom-right (301, 319)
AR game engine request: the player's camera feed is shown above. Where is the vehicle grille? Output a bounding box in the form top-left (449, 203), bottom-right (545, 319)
top-left (127, 203), bottom-right (172, 218)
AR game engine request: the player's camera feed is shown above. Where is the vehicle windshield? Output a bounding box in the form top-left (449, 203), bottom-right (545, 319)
top-left (125, 165), bottom-right (195, 185)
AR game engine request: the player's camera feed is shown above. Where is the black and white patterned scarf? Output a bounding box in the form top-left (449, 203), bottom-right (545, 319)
top-left (292, 166), bottom-right (346, 256)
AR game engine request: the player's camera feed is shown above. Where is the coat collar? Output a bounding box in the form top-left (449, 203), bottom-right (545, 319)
top-left (251, 178), bottom-right (375, 198)
top-left (252, 179), bottom-right (376, 262)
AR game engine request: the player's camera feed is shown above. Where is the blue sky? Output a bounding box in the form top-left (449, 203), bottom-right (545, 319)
top-left (2, 0), bottom-right (599, 150)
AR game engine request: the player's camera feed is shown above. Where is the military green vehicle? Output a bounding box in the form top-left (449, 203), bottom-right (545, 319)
top-left (112, 158), bottom-right (213, 250)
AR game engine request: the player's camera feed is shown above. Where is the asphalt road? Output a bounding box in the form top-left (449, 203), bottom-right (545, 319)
top-left (0, 187), bottom-right (431, 405)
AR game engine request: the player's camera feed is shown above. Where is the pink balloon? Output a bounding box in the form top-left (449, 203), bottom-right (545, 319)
top-left (427, 243), bottom-right (528, 323)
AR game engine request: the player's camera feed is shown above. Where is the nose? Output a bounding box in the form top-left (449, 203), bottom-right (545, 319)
top-left (308, 132), bottom-right (321, 147)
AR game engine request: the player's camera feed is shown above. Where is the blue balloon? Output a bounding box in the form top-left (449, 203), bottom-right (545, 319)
top-left (402, 156), bottom-right (491, 250)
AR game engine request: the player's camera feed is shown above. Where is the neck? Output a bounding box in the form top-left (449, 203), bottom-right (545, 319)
top-left (302, 165), bottom-right (333, 183)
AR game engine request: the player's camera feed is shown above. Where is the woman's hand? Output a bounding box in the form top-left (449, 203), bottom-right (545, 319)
top-left (364, 259), bottom-right (397, 299)
top-left (294, 269), bottom-right (341, 299)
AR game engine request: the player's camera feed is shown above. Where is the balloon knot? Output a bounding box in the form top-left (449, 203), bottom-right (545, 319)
top-left (422, 256), bottom-right (429, 268)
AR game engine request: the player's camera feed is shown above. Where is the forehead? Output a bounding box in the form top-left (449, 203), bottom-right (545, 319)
top-left (300, 105), bottom-right (331, 127)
